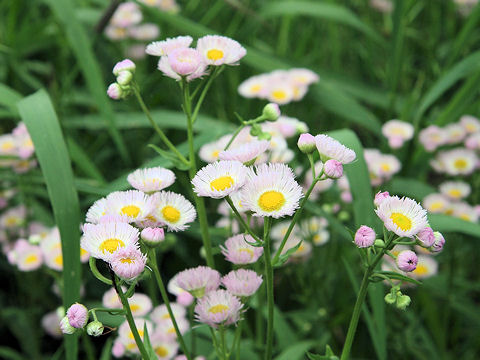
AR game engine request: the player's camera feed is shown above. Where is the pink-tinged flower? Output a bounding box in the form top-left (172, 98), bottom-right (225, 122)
top-left (354, 225), bottom-right (376, 248)
top-left (13, 240), bottom-right (43, 271)
top-left (432, 148), bottom-right (478, 176)
top-left (382, 120), bottom-right (414, 149)
top-left (410, 255), bottom-right (438, 279)
top-left (126, 44), bottom-right (147, 60)
top-left (110, 245), bottom-right (147, 280)
top-left (396, 250), bottom-right (418, 272)
top-left (104, 25), bottom-right (128, 40)
top-left (199, 135), bottom-right (230, 163)
top-left (141, 227), bottom-right (165, 246)
top-left (127, 166), bottom-right (176, 193)
top-left (113, 59), bottom-right (136, 76)
top-left (110, 2), bottom-right (142, 28)
top-left (219, 140), bottom-right (270, 164)
top-left (167, 275), bottom-right (195, 306)
top-left (422, 193), bottom-right (450, 214)
top-left (220, 234), bottom-right (263, 264)
top-left (444, 123), bottom-right (466, 144)
top-left (150, 331), bottom-right (180, 359)
top-left (128, 23), bottom-right (160, 41)
top-left (151, 303), bottom-right (187, 323)
top-left (176, 266), bottom-right (221, 298)
top-left (416, 227), bottom-right (435, 247)
top-left (324, 159), bottom-right (343, 179)
top-left (315, 134), bottom-right (356, 164)
top-left (195, 289), bottom-right (243, 327)
top-left (419, 125), bottom-right (447, 152)
top-left (66, 303), bottom-right (88, 329)
top-left (222, 269), bottom-right (263, 298)
top-left (262, 103), bottom-right (281, 121)
top-left (265, 81), bottom-right (294, 105)
top-left (146, 36), bottom-right (193, 56)
top-left (439, 181), bottom-right (471, 200)
top-left (118, 318), bottom-right (153, 353)
top-left (374, 191), bottom-right (390, 207)
top-left (105, 190), bottom-right (156, 223)
top-left (289, 68), bottom-right (319, 87)
top-left (102, 287), bottom-right (123, 308)
top-left (196, 35), bottom-right (246, 66)
top-left (157, 53), bottom-right (207, 82)
top-left (42, 311), bottom-right (62, 339)
top-left (151, 191), bottom-right (197, 232)
top-left (297, 133), bottom-right (316, 154)
top-left (274, 116), bottom-right (308, 138)
top-left (128, 293), bottom-right (153, 317)
top-left (460, 115), bottom-right (480, 133)
top-left (238, 74), bottom-right (269, 98)
top-left (153, 316), bottom-right (190, 341)
top-left (168, 48), bottom-right (205, 76)
top-left (465, 132), bottom-right (480, 150)
top-left (107, 83), bottom-right (123, 100)
top-left (112, 339), bottom-right (125, 358)
top-left (431, 232), bottom-right (445, 253)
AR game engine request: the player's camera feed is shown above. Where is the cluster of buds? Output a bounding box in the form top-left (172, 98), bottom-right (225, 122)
top-left (249, 103), bottom-right (281, 141)
top-left (60, 303), bottom-right (104, 337)
top-left (107, 59), bottom-right (136, 100)
top-left (384, 285), bottom-right (411, 310)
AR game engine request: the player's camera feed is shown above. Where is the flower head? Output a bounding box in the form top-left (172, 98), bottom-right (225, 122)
top-left (410, 255), bottom-right (438, 279)
top-left (168, 275), bottom-right (195, 306)
top-left (146, 36), bottom-right (193, 56)
top-left (127, 167), bottom-right (175, 193)
top-left (221, 269), bottom-right (263, 298)
top-left (439, 181), bottom-right (471, 200)
top-left (110, 2), bottom-right (142, 27)
top-left (195, 289), bottom-right (243, 327)
top-left (324, 159), bottom-right (343, 179)
top-left (396, 250), bottom-right (418, 272)
top-left (110, 245), bottom-right (147, 280)
top-left (315, 135), bottom-right (356, 164)
top-left (354, 225), bottom-right (376, 248)
top-left (66, 303), bottom-right (88, 329)
top-left (382, 120), bottom-right (414, 149)
top-left (128, 23), bottom-right (160, 41)
top-left (422, 193), bottom-right (450, 214)
top-left (419, 125), bottom-right (447, 152)
top-left (105, 190), bottom-right (156, 223)
top-left (196, 35), bottom-right (246, 66)
top-left (433, 148), bottom-right (478, 176)
top-left (220, 234), bottom-right (264, 264)
top-left (374, 191), bottom-right (390, 207)
top-left (141, 227), bottom-right (165, 246)
top-left (127, 293), bottom-right (153, 317)
top-left (416, 227), bottom-right (435, 248)
top-left (460, 115), bottom-right (480, 133)
top-left (219, 140), bottom-right (269, 164)
top-left (113, 59), bottom-right (136, 76)
top-left (176, 266), bottom-right (221, 298)
top-left (151, 191), bottom-right (196, 231)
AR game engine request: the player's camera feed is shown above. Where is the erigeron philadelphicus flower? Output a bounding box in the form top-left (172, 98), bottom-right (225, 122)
top-left (199, 135), bottom-right (230, 163)
top-left (238, 74), bottom-right (269, 98)
top-left (396, 250), bottom-right (418, 272)
top-left (315, 134), bottom-right (356, 164)
top-left (241, 163), bottom-right (303, 218)
top-left (118, 319), bottom-right (153, 353)
top-left (324, 159), bottom-right (343, 179)
top-left (113, 59), bottom-right (136, 76)
top-left (382, 120), bottom-right (414, 149)
top-left (312, 229), bottom-right (330, 246)
top-left (419, 125), bottom-right (447, 152)
top-left (297, 133), bottom-right (316, 154)
top-left (416, 227), bottom-right (435, 247)
top-left (105, 190), bottom-right (156, 223)
top-left (150, 331), bottom-right (180, 359)
top-left (127, 167), bottom-right (175, 193)
top-left (104, 25), bottom-right (128, 40)
top-left (151, 303), bottom-right (187, 323)
top-left (153, 317), bottom-right (190, 341)
top-left (220, 234), bottom-right (264, 264)
top-left (11, 240), bottom-right (43, 271)
top-left (128, 23), bottom-right (160, 41)
top-left (275, 116), bottom-right (308, 138)
top-left (110, 2), bottom-right (142, 28)
top-left (86, 198), bottom-right (107, 224)
top-left (374, 191), bottom-right (390, 207)
top-left (366, 150), bottom-right (401, 182)
top-left (465, 132), bottom-right (480, 150)
top-left (219, 141), bottom-right (270, 164)
top-left (439, 181), bottom-right (471, 200)
top-left (222, 269), bottom-right (263, 298)
top-left (110, 245), bottom-right (147, 280)
top-left (141, 227), bottom-right (165, 246)
top-left (176, 266), bottom-right (221, 298)
top-left (444, 123), bottom-right (466, 144)
top-left (102, 287), bottom-right (122, 308)
top-left (375, 196), bottom-right (428, 238)
top-left (288, 68), bottom-right (319, 87)
top-left (146, 36), bottom-right (193, 56)
top-left (168, 274), bottom-right (195, 306)
top-left (151, 191), bottom-right (196, 231)
top-left (434, 148), bottom-right (478, 176)
top-left (81, 222), bottom-right (139, 261)
top-left (158, 47), bottom-right (207, 81)
top-left (422, 193), bottom-right (450, 214)
top-left (0, 205), bottom-right (26, 228)
top-left (195, 289), bottom-right (243, 327)
top-left (192, 160), bottom-right (248, 199)
top-left (265, 81), bottom-right (294, 105)
top-left (354, 225), bottom-right (376, 248)
top-left (270, 220), bottom-right (295, 241)
top-left (452, 202), bottom-right (479, 222)
top-left (125, 293), bottom-right (153, 317)
top-left (430, 232), bottom-right (445, 253)
top-left (66, 303), bottom-right (88, 329)
top-left (460, 115), bottom-right (480, 133)
top-left (42, 311), bottom-right (63, 339)
top-left (196, 35), bottom-right (246, 66)
top-left (410, 255), bottom-right (438, 279)
top-left (12, 123), bottom-right (34, 159)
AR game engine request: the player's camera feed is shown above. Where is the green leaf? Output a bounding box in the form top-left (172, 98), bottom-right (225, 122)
top-left (0, 83), bottom-right (22, 115)
top-left (260, 1), bottom-right (385, 45)
top-left (384, 177), bottom-right (435, 199)
top-left (273, 239), bottom-right (303, 268)
top-left (148, 144), bottom-right (191, 170)
top-left (0, 347), bottom-right (26, 360)
top-left (17, 90), bottom-right (81, 360)
top-left (99, 338), bottom-right (113, 360)
top-left (66, 137), bottom-right (106, 183)
top-left (428, 214), bottom-right (480, 239)
top-left (143, 323), bottom-right (157, 360)
top-left (374, 271), bottom-right (422, 285)
top-left (274, 340), bottom-right (317, 360)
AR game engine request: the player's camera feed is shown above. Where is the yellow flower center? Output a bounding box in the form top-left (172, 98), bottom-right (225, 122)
top-left (208, 304), bottom-right (229, 314)
top-left (413, 264), bottom-right (428, 276)
top-left (99, 238), bottom-right (125, 254)
top-left (380, 163), bottom-right (391, 172)
top-left (54, 254), bottom-right (63, 266)
top-left (130, 304), bottom-right (140, 312)
top-left (5, 217), bottom-right (19, 226)
top-left (162, 206), bottom-right (180, 223)
top-left (459, 214), bottom-right (471, 221)
top-left (448, 189), bottom-right (462, 198)
top-left (271, 90), bottom-right (287, 101)
top-left (210, 176), bottom-right (234, 191)
top-left (25, 254), bottom-right (38, 264)
top-left (212, 150), bottom-right (220, 158)
top-left (121, 205), bottom-right (140, 218)
top-left (258, 191), bottom-right (285, 212)
top-left (129, 329), bottom-right (144, 339)
top-left (162, 313), bottom-right (171, 320)
top-left (238, 248), bottom-right (254, 259)
top-left (80, 248), bottom-right (88, 257)
top-left (1, 141), bottom-right (14, 151)
top-left (250, 84), bottom-right (262, 93)
top-left (454, 158), bottom-right (468, 170)
top-left (156, 346), bottom-right (169, 357)
top-left (207, 49), bottom-right (224, 61)
top-left (390, 212), bottom-right (412, 231)
top-left (120, 257), bottom-right (134, 264)
top-left (466, 124), bottom-right (477, 132)
top-left (429, 202), bottom-right (444, 211)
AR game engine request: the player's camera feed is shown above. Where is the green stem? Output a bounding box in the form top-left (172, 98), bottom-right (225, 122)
top-left (263, 217), bottom-right (274, 360)
top-left (225, 196), bottom-right (261, 242)
top-left (133, 85), bottom-right (190, 167)
top-left (149, 250), bottom-right (192, 360)
top-left (209, 328), bottom-right (223, 360)
top-left (224, 123), bottom-right (246, 150)
top-left (231, 321), bottom-right (242, 360)
top-left (112, 274), bottom-right (150, 360)
top-left (191, 67), bottom-right (222, 123)
top-left (89, 258), bottom-right (112, 285)
top-left (220, 325), bottom-right (227, 360)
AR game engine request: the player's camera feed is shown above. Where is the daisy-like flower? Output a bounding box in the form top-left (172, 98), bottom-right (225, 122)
top-left (376, 196), bottom-right (428, 238)
top-left (445, 123), bottom-right (467, 144)
top-left (0, 205), bottom-right (26, 229)
top-left (150, 331), bottom-right (180, 359)
top-left (422, 193), bottom-right (450, 213)
top-left (105, 190), bottom-right (156, 223)
top-left (118, 319), bottom-right (153, 353)
top-left (439, 181), bottom-right (471, 200)
top-left (275, 116), bottom-right (309, 138)
top-left (222, 269), bottom-right (263, 298)
top-left (465, 132), bottom-right (480, 150)
top-left (146, 36), bottom-right (193, 56)
top-left (312, 230), bottom-right (330, 246)
top-left (102, 287), bottom-right (123, 308)
top-left (368, 153), bottom-right (401, 182)
top-left (433, 148), bottom-right (478, 176)
top-left (176, 266), bottom-right (221, 298)
top-left (151, 191), bottom-right (196, 231)
top-left (419, 125), bottom-right (447, 152)
top-left (110, 245), bottom-right (147, 280)
top-left (265, 81), bottom-right (294, 105)
top-left (128, 23), bottom-right (160, 41)
top-left (219, 140), bottom-right (270, 164)
top-left (460, 115), bottom-right (480, 133)
top-left (241, 163), bottom-right (303, 218)
top-left (192, 160), bottom-right (248, 199)
top-left (382, 120), bottom-right (414, 149)
top-left (12, 240), bottom-right (43, 271)
top-left (127, 293), bottom-right (153, 317)
top-left (315, 134), bottom-right (356, 164)
top-left (220, 234), bottom-right (264, 264)
top-left (81, 222), bottom-right (139, 261)
top-left (276, 237), bottom-right (312, 262)
top-left (151, 303), bottom-right (187, 323)
top-left (153, 317), bottom-right (190, 341)
top-left (288, 68), bottom-right (319, 87)
top-left (452, 202), bottom-right (479, 222)
top-left (238, 75), bottom-right (269, 98)
top-left (199, 136), bottom-right (230, 163)
top-left (196, 35), bottom-right (246, 66)
top-left (110, 2), bottom-right (142, 28)
top-left (195, 289), bottom-right (243, 327)
top-left (410, 255), bottom-right (438, 279)
top-left (158, 48), bottom-right (207, 81)
top-left (168, 275), bottom-right (195, 306)
top-left (104, 25), bottom-right (128, 40)
top-left (127, 167), bottom-right (175, 193)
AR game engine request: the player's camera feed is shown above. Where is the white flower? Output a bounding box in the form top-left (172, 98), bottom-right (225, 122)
top-left (422, 193), bottom-right (450, 214)
top-left (382, 120), bottom-right (414, 148)
top-left (410, 255), bottom-right (438, 279)
top-left (196, 35), bottom-right (246, 66)
top-left (127, 167), bottom-right (175, 193)
top-left (439, 181), bottom-right (471, 200)
top-left (433, 148), bottom-right (478, 176)
top-left (238, 75), bottom-right (269, 98)
top-left (219, 140), bottom-right (270, 164)
top-left (315, 134), bottom-right (356, 164)
top-left (460, 115), bottom-right (480, 133)
top-left (151, 191), bottom-right (196, 231)
top-left (105, 190), bottom-right (156, 223)
top-left (199, 135), bottom-right (230, 163)
top-left (146, 36), bottom-right (193, 56)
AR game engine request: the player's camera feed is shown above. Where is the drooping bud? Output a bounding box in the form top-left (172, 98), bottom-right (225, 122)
top-left (107, 83), bottom-right (123, 100)
top-left (86, 320), bottom-right (104, 337)
top-left (262, 103), bottom-right (281, 122)
top-left (396, 294), bottom-right (411, 310)
top-left (324, 159), bottom-right (343, 179)
top-left (429, 231), bottom-right (445, 253)
top-left (66, 303), bottom-right (89, 329)
top-left (113, 59), bottom-right (136, 76)
top-left (297, 133), bottom-right (316, 154)
top-left (141, 227), bottom-right (165, 247)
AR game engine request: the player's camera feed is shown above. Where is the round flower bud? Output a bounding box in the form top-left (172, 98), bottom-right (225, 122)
top-left (141, 227), bottom-right (165, 247)
top-left (396, 294), bottom-right (411, 310)
top-left (429, 232), bottom-right (445, 253)
top-left (257, 132), bottom-right (272, 141)
top-left (60, 316), bottom-right (76, 335)
top-left (262, 103), bottom-right (281, 122)
top-left (396, 250), bottom-right (418, 272)
top-left (384, 293), bottom-right (396, 305)
top-left (297, 133), bottom-right (316, 154)
top-left (374, 191), bottom-right (390, 207)
top-left (113, 59), bottom-right (136, 76)
top-left (116, 70), bottom-right (133, 86)
top-left (107, 83), bottom-right (123, 100)
top-left (354, 225), bottom-right (376, 248)
top-left (416, 227), bottom-right (435, 248)
top-left (28, 234), bottom-right (42, 245)
top-left (66, 303), bottom-right (88, 329)
top-left (324, 159), bottom-right (343, 179)
top-left (86, 320), bottom-right (104, 337)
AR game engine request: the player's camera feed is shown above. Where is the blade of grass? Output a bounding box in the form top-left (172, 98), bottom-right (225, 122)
top-left (17, 89), bottom-right (81, 360)
top-left (67, 137), bottom-right (106, 183)
top-left (0, 83), bottom-right (22, 114)
top-left (384, 177), bottom-right (436, 199)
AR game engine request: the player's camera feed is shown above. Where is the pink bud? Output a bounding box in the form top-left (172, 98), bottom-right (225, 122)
top-left (396, 250), bottom-right (418, 272)
top-left (374, 191), bottom-right (390, 207)
top-left (297, 133), bottom-right (316, 154)
top-left (67, 303), bottom-right (88, 328)
top-left (354, 225), bottom-right (375, 248)
top-left (177, 292), bottom-right (194, 307)
top-left (141, 227), bottom-right (165, 246)
top-left (430, 232), bottom-right (445, 253)
top-left (388, 136), bottom-right (404, 149)
top-left (341, 191), bottom-right (352, 203)
top-left (107, 83), bottom-right (122, 100)
top-left (324, 159), bottom-right (343, 179)
top-left (416, 227), bottom-right (435, 247)
top-left (113, 59), bottom-right (136, 76)
top-left (112, 339), bottom-right (125, 358)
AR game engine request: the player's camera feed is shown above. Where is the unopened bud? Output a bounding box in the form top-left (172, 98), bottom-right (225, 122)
top-left (113, 59), bottom-right (136, 76)
top-left (324, 159), bottom-right (343, 179)
top-left (429, 232), bottom-right (445, 253)
top-left (297, 133), bottom-right (316, 154)
top-left (117, 70), bottom-right (133, 86)
top-left (384, 293), bottom-right (396, 304)
top-left (396, 295), bottom-right (411, 310)
top-left (354, 225), bottom-right (375, 248)
top-left (141, 227), bottom-right (165, 247)
top-left (107, 83), bottom-right (123, 100)
top-left (86, 320), bottom-right (104, 337)
top-left (60, 316), bottom-right (76, 335)
top-left (262, 103), bottom-right (281, 122)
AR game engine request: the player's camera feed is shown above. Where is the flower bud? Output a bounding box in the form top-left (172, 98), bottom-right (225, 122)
top-left (141, 227), bottom-right (165, 247)
top-left (416, 227), bottom-right (435, 248)
top-left (116, 70), bottom-right (133, 86)
top-left (374, 239), bottom-right (385, 248)
top-left (60, 316), bottom-right (76, 335)
top-left (177, 292), bottom-right (194, 307)
top-left (28, 234), bottom-right (42, 245)
top-left (86, 320), bottom-right (104, 337)
top-left (257, 132), bottom-right (272, 141)
top-left (429, 231), bottom-right (445, 253)
top-left (396, 294), bottom-right (411, 310)
top-left (107, 83), bottom-right (123, 100)
top-left (262, 103), bottom-right (281, 122)
top-left (113, 59), bottom-right (136, 76)
top-left (384, 293), bottom-right (396, 304)
top-left (66, 303), bottom-right (88, 329)
top-left (340, 191), bottom-right (353, 203)
top-left (324, 159), bottom-right (343, 179)
top-left (374, 191), bottom-right (390, 207)
top-left (396, 250), bottom-right (418, 272)
top-left (250, 124), bottom-right (262, 136)
top-left (354, 225), bottom-right (376, 248)
top-left (297, 133), bottom-right (316, 154)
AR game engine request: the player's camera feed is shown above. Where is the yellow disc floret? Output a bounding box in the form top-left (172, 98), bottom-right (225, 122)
top-left (208, 304), bottom-right (229, 314)
top-left (210, 176), bottom-right (234, 191)
top-left (390, 212), bottom-right (412, 231)
top-left (207, 49), bottom-right (224, 61)
top-left (99, 238), bottom-right (125, 254)
top-left (121, 205), bottom-right (140, 218)
top-left (258, 191), bottom-right (286, 212)
top-left (162, 206), bottom-right (181, 223)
